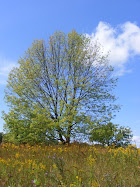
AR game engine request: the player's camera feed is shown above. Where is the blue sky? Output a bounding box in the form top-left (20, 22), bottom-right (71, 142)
top-left (0, 0), bottom-right (140, 146)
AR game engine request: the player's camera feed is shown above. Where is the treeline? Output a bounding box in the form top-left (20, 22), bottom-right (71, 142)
top-left (0, 122), bottom-right (133, 147)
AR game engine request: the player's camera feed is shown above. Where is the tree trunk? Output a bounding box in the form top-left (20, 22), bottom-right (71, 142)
top-left (59, 132), bottom-right (65, 144)
top-left (66, 136), bottom-right (70, 144)
top-left (65, 125), bottom-right (72, 144)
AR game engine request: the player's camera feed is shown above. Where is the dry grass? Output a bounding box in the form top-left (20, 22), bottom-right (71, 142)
top-left (0, 143), bottom-right (139, 186)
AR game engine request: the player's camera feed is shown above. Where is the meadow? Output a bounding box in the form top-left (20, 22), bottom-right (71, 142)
top-left (0, 143), bottom-right (139, 187)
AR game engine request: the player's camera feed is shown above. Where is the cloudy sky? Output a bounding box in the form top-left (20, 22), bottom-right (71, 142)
top-left (0, 0), bottom-right (140, 147)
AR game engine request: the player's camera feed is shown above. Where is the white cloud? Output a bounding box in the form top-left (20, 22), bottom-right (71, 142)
top-left (88, 21), bottom-right (140, 76)
top-left (132, 136), bottom-right (140, 148)
top-left (0, 57), bottom-right (18, 85)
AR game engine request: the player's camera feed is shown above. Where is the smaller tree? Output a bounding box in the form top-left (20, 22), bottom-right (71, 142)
top-left (89, 122), bottom-right (133, 147)
top-left (114, 126), bottom-right (133, 147)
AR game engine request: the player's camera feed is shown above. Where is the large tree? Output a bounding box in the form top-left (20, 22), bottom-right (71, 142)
top-left (3, 30), bottom-right (118, 144)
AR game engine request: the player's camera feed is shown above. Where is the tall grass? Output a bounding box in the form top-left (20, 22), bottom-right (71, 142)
top-left (0, 143), bottom-right (139, 186)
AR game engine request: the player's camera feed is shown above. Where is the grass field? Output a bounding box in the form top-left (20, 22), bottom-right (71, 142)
top-left (0, 143), bottom-right (139, 186)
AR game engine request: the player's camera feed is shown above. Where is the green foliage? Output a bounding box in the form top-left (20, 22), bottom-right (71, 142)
top-left (3, 30), bottom-right (118, 144)
top-left (89, 122), bottom-right (117, 146)
top-left (114, 126), bottom-right (133, 147)
top-left (89, 122), bottom-right (133, 147)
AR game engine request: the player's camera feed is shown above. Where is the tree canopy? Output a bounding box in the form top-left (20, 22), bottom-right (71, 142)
top-left (3, 30), bottom-right (118, 144)
top-left (89, 122), bottom-right (133, 147)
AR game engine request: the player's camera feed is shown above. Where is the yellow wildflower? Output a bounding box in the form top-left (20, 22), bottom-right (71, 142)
top-left (87, 155), bottom-right (96, 166)
top-left (53, 164), bottom-right (57, 169)
top-left (15, 153), bottom-right (20, 158)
